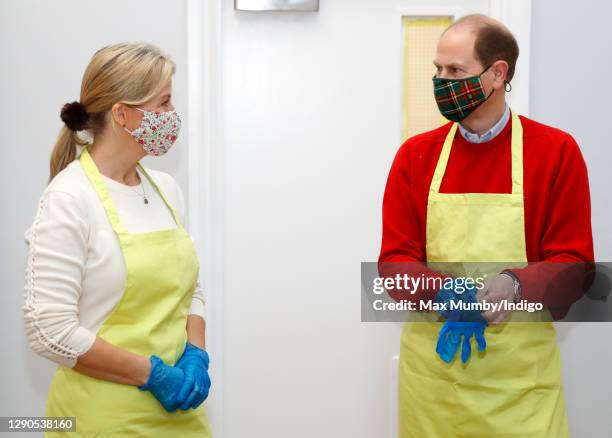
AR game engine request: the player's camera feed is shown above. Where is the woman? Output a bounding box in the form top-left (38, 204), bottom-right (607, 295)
top-left (22, 42), bottom-right (212, 437)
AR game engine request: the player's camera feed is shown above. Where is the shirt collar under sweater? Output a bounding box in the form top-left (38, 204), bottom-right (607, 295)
top-left (458, 102), bottom-right (510, 143)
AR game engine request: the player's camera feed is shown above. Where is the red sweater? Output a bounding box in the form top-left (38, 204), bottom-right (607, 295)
top-left (378, 111), bottom-right (595, 318)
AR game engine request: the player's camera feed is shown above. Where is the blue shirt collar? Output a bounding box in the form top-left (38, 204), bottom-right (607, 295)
top-left (458, 103), bottom-right (510, 143)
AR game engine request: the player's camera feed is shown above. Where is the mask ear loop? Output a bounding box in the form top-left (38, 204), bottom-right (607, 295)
top-left (478, 64), bottom-right (497, 100)
top-left (481, 64), bottom-right (511, 96)
top-left (477, 67), bottom-right (496, 101)
top-left (479, 64), bottom-right (493, 76)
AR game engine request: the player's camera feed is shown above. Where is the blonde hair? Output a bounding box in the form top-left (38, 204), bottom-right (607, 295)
top-left (49, 42), bottom-right (176, 183)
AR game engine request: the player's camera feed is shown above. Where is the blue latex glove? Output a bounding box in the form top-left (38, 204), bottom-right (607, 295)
top-left (138, 354), bottom-right (185, 412)
top-left (436, 321), bottom-right (487, 364)
top-left (175, 342), bottom-right (211, 410)
top-left (434, 277), bottom-right (488, 363)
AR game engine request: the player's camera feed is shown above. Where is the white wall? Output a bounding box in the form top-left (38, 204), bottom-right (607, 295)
top-left (531, 1), bottom-right (612, 436)
top-left (0, 2), bottom-right (190, 437)
top-left (2, 1), bottom-right (611, 437)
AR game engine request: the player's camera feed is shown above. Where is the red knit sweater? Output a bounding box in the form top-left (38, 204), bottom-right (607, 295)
top-left (378, 111), bottom-right (594, 318)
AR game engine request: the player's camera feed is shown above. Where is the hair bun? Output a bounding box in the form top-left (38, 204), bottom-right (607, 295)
top-left (61, 101), bottom-right (89, 131)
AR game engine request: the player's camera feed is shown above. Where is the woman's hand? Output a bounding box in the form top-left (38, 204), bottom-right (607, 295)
top-left (73, 336), bottom-right (188, 412)
top-left (175, 342), bottom-right (211, 410)
top-left (138, 355), bottom-right (186, 412)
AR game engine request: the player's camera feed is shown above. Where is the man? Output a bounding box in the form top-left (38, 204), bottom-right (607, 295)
top-left (379, 14), bottom-right (593, 438)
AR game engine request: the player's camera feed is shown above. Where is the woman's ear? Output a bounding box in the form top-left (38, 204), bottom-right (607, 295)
top-left (111, 102), bottom-right (130, 128)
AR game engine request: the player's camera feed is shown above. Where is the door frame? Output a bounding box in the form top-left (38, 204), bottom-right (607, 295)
top-left (186, 0), bottom-right (224, 435)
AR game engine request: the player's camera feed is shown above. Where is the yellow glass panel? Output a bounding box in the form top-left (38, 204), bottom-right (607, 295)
top-left (402, 16), bottom-right (453, 141)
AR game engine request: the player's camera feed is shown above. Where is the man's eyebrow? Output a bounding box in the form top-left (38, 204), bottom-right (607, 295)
top-left (433, 61), bottom-right (465, 69)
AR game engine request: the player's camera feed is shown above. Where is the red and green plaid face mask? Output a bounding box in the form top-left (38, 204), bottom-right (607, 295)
top-left (432, 65), bottom-right (494, 122)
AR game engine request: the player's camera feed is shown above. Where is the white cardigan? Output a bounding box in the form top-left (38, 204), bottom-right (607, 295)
top-left (22, 152), bottom-right (206, 369)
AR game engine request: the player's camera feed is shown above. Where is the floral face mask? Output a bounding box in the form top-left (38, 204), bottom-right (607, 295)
top-left (124, 107), bottom-right (182, 156)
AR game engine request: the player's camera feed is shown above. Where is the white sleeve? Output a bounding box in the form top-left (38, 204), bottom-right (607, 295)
top-left (22, 190), bottom-right (97, 368)
top-left (171, 175), bottom-right (206, 319)
top-left (189, 278), bottom-right (207, 319)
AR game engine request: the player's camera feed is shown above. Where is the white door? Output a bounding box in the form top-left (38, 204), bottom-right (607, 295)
top-left (192, 1), bottom-right (531, 437)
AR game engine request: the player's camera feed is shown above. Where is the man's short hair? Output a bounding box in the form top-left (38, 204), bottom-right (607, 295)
top-left (446, 14), bottom-right (520, 82)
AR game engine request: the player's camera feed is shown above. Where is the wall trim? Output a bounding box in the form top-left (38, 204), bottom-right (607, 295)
top-left (489, 0), bottom-right (532, 116)
top-left (187, 0), bottom-right (224, 434)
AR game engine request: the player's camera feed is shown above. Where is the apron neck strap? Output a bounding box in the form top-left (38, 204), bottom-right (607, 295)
top-left (509, 111), bottom-right (523, 195)
top-left (79, 145), bottom-right (182, 235)
top-left (429, 110), bottom-right (523, 195)
top-left (135, 163), bottom-right (182, 227)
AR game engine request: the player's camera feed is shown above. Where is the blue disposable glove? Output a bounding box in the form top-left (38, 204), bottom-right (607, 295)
top-left (434, 277), bottom-right (488, 364)
top-left (436, 321), bottom-right (487, 364)
top-left (175, 342), bottom-right (211, 410)
top-left (138, 354), bottom-right (185, 412)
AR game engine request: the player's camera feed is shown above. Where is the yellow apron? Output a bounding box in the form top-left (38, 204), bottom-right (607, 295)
top-left (398, 112), bottom-right (570, 438)
top-left (45, 145), bottom-right (212, 437)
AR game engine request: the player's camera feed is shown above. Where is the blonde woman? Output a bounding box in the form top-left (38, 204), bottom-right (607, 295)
top-left (22, 42), bottom-right (212, 437)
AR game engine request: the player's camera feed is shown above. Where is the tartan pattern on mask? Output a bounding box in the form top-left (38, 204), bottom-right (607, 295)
top-left (432, 75), bottom-right (487, 122)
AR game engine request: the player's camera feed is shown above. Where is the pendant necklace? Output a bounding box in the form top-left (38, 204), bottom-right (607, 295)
top-left (128, 171), bottom-right (149, 204)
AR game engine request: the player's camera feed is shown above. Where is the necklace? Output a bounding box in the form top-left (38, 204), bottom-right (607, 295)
top-left (127, 171), bottom-right (149, 204)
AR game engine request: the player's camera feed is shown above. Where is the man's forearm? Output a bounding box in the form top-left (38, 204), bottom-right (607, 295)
top-left (507, 261), bottom-right (594, 309)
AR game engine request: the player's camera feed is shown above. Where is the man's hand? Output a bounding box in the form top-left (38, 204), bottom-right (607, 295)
top-left (477, 273), bottom-right (516, 324)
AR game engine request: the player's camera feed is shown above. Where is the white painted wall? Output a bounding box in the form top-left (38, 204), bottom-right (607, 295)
top-left (0, 2), bottom-right (190, 437)
top-left (2, 0), bottom-right (610, 437)
top-left (531, 1), bottom-right (612, 436)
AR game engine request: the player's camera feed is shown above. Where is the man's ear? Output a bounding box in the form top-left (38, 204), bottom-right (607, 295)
top-left (491, 60), bottom-right (509, 89)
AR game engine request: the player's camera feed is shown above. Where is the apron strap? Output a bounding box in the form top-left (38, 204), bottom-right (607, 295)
top-left (79, 145), bottom-right (182, 236)
top-left (136, 164), bottom-right (182, 228)
top-left (509, 111), bottom-right (523, 195)
top-left (80, 145), bottom-right (129, 235)
top-left (429, 110), bottom-right (523, 195)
